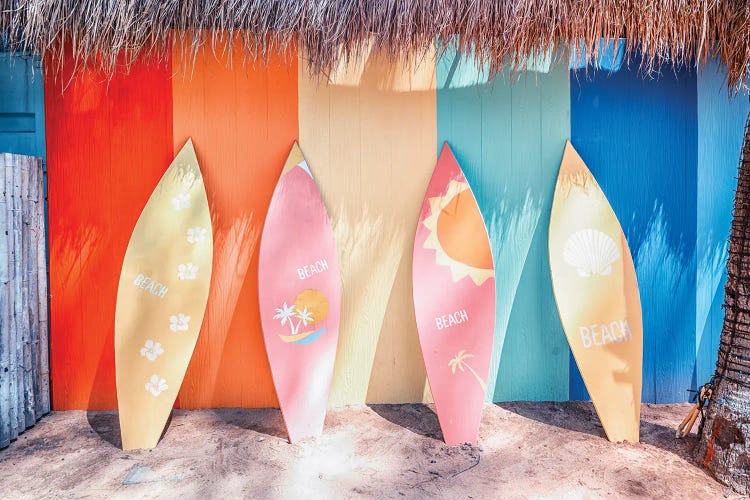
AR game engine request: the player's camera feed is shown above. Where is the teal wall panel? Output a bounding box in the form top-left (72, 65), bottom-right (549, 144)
top-left (696, 60), bottom-right (750, 389)
top-left (436, 47), bottom-right (571, 402)
top-left (0, 53), bottom-right (45, 158)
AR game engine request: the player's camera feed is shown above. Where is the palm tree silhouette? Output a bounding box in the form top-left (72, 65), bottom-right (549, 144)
top-left (448, 350), bottom-right (487, 392)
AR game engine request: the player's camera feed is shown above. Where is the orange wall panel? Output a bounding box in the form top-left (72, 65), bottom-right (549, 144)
top-left (172, 40), bottom-right (298, 408)
top-left (46, 52), bottom-right (174, 410)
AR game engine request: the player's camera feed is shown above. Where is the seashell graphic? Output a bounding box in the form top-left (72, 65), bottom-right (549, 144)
top-left (563, 229), bottom-right (620, 277)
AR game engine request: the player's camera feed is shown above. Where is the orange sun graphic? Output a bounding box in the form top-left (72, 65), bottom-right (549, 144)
top-left (422, 180), bottom-right (494, 286)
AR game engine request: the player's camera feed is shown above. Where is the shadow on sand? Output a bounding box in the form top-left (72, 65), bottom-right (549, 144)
top-left (210, 408), bottom-right (288, 440)
top-left (369, 403), bottom-right (443, 441)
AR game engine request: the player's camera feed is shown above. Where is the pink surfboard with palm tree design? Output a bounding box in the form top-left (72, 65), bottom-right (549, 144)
top-left (259, 142), bottom-right (341, 443)
top-left (413, 142), bottom-right (496, 445)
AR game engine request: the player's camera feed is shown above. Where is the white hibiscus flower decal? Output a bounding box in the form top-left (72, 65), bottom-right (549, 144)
top-left (171, 192), bottom-right (191, 211)
top-left (177, 263), bottom-right (198, 280)
top-left (170, 313), bottom-right (190, 332)
top-left (186, 226), bottom-right (207, 244)
top-left (145, 375), bottom-right (168, 397)
top-left (140, 340), bottom-right (164, 361)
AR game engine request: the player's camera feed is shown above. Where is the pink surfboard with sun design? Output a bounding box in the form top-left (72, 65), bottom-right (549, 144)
top-left (413, 142), bottom-right (496, 445)
top-left (258, 142), bottom-right (341, 443)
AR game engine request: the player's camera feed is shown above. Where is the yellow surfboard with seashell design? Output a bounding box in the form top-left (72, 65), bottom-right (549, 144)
top-left (549, 141), bottom-right (643, 442)
top-left (115, 139), bottom-right (213, 450)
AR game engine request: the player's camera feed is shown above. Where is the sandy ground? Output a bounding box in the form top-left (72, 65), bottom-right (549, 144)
top-left (0, 402), bottom-right (736, 499)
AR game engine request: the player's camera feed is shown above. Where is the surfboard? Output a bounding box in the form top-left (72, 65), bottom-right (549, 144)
top-left (413, 142), bottom-right (496, 445)
top-left (115, 139), bottom-right (213, 450)
top-left (548, 140), bottom-right (643, 442)
top-left (258, 142), bottom-right (341, 443)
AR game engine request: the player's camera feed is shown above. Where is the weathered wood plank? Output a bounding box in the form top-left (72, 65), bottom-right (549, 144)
top-left (35, 156), bottom-right (49, 414)
top-left (26, 158), bottom-right (38, 419)
top-left (12, 153), bottom-right (24, 435)
top-left (7, 153), bottom-right (20, 438)
top-left (0, 153), bottom-right (10, 448)
top-left (20, 157), bottom-right (35, 427)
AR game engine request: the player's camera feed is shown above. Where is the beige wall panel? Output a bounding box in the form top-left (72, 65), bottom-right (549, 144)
top-left (299, 51), bottom-right (437, 405)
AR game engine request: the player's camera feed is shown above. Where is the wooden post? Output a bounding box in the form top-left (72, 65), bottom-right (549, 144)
top-left (0, 153), bottom-right (49, 448)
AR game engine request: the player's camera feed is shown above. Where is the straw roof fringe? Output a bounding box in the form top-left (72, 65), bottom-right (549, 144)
top-left (2, 0), bottom-right (750, 88)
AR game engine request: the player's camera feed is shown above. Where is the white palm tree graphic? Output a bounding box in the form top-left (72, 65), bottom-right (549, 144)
top-left (296, 306), bottom-right (313, 326)
top-left (448, 350), bottom-right (487, 392)
top-left (273, 302), bottom-right (296, 326)
top-left (273, 301), bottom-right (315, 335)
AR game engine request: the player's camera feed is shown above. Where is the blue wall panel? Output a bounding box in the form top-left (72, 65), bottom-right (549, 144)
top-left (695, 60), bottom-right (750, 390)
top-left (570, 58), bottom-right (698, 403)
top-left (437, 47), bottom-right (571, 402)
top-left (0, 53), bottom-right (46, 158)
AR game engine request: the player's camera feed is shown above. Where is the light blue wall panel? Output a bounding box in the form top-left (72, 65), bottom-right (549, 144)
top-left (695, 60), bottom-right (750, 389)
top-left (570, 56), bottom-right (698, 403)
top-left (436, 47), bottom-right (571, 402)
top-left (570, 39), bottom-right (625, 72)
top-left (0, 53), bottom-right (46, 158)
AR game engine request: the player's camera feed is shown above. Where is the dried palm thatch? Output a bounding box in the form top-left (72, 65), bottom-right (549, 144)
top-left (1, 0), bottom-right (750, 87)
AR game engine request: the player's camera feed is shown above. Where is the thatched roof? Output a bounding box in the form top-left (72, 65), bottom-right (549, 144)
top-left (2, 1), bottom-right (750, 88)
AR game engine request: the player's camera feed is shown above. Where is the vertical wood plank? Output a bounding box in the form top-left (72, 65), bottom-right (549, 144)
top-left (35, 155), bottom-right (49, 414)
top-left (19, 157), bottom-right (34, 426)
top-left (299, 50), bottom-right (437, 406)
top-left (0, 154), bottom-right (10, 447)
top-left (26, 158), bottom-right (39, 419)
top-left (11, 153), bottom-right (22, 434)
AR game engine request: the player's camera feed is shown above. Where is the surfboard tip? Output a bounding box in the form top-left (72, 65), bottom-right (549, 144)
top-left (281, 141), bottom-right (308, 177)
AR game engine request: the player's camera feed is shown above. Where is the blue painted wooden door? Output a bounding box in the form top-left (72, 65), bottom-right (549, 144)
top-left (0, 53), bottom-right (45, 158)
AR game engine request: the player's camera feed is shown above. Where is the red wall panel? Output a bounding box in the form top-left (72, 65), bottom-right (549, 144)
top-left (46, 52), bottom-right (174, 409)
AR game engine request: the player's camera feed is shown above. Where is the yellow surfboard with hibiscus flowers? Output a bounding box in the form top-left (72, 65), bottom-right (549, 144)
top-left (115, 139), bottom-right (213, 450)
top-left (549, 141), bottom-right (643, 442)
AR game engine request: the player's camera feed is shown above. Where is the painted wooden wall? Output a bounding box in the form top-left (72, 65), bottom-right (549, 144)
top-left (695, 59), bottom-right (750, 390)
top-left (36, 42), bottom-right (750, 409)
top-left (0, 54), bottom-right (45, 158)
top-left (571, 56), bottom-right (698, 403)
top-left (172, 39), bottom-right (297, 409)
top-left (299, 50), bottom-right (437, 406)
top-left (46, 41), bottom-right (298, 410)
top-left (45, 50), bottom-right (174, 409)
top-left (436, 47), bottom-right (570, 402)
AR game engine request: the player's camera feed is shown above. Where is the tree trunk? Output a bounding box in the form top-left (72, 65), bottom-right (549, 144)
top-left (697, 112), bottom-right (750, 493)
